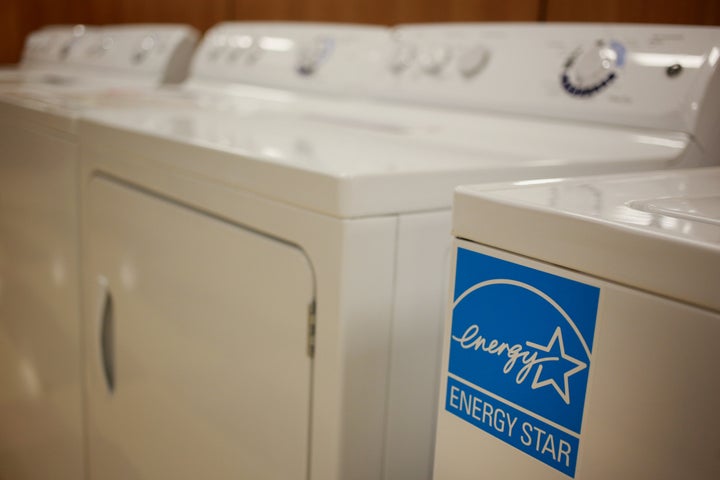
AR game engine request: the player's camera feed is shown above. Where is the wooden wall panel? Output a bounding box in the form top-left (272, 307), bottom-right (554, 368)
top-left (545, 0), bottom-right (720, 25)
top-left (0, 0), bottom-right (25, 63)
top-left (4, 0), bottom-right (720, 64)
top-left (233, 0), bottom-right (541, 25)
top-left (297, 0), bottom-right (394, 24)
top-left (231, 0), bottom-right (302, 21)
top-left (117, 0), bottom-right (228, 32)
top-left (392, 0), bottom-right (541, 23)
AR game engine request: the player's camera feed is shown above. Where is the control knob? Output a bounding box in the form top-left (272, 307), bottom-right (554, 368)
top-left (389, 42), bottom-right (416, 74)
top-left (226, 35), bottom-right (254, 63)
top-left (418, 45), bottom-right (452, 75)
top-left (457, 45), bottom-right (490, 78)
top-left (59, 24), bottom-right (87, 60)
top-left (561, 40), bottom-right (625, 97)
top-left (132, 35), bottom-right (157, 64)
top-left (296, 37), bottom-right (334, 76)
top-left (206, 35), bottom-right (228, 62)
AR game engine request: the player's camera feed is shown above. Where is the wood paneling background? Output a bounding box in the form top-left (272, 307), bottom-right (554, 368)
top-left (231, 0), bottom-right (540, 24)
top-left (2, 0), bottom-right (720, 64)
top-left (545, 0), bottom-right (720, 25)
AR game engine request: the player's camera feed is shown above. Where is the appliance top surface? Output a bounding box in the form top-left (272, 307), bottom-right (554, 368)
top-left (80, 96), bottom-right (688, 218)
top-left (453, 167), bottom-right (720, 311)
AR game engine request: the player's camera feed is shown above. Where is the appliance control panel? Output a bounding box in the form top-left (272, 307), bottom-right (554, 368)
top-left (21, 25), bottom-right (94, 67)
top-left (386, 24), bottom-right (720, 137)
top-left (189, 23), bottom-right (720, 149)
top-left (21, 24), bottom-right (198, 83)
top-left (189, 22), bottom-right (392, 96)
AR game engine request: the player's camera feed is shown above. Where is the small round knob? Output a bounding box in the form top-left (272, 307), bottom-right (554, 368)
top-left (243, 41), bottom-right (262, 65)
top-left (206, 35), bottom-right (228, 62)
top-left (100, 36), bottom-right (115, 53)
top-left (457, 45), bottom-right (490, 78)
top-left (132, 35), bottom-right (156, 64)
top-left (226, 35), bottom-right (254, 63)
top-left (59, 27), bottom-right (87, 60)
top-left (389, 43), bottom-right (416, 74)
top-left (418, 46), bottom-right (452, 75)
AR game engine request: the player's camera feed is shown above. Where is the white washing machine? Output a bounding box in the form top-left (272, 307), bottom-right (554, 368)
top-left (76, 24), bottom-right (720, 480)
top-left (0, 24), bottom-right (197, 480)
top-left (436, 167), bottom-right (720, 479)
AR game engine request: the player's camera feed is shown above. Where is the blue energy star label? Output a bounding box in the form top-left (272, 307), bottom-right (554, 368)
top-left (446, 248), bottom-right (600, 477)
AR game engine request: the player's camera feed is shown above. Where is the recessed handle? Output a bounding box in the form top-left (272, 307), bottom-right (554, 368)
top-left (97, 276), bottom-right (115, 393)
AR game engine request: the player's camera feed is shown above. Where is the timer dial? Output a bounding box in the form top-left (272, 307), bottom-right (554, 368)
top-left (561, 40), bottom-right (625, 97)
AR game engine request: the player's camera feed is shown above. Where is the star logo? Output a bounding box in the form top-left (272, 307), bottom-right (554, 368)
top-left (526, 327), bottom-right (587, 405)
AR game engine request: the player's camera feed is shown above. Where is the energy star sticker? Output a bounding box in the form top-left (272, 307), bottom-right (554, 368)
top-left (526, 326), bottom-right (587, 405)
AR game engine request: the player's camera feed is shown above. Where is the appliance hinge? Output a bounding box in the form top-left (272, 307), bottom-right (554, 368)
top-left (307, 299), bottom-right (317, 358)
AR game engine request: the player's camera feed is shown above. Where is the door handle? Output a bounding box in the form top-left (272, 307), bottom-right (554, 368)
top-left (97, 276), bottom-right (115, 393)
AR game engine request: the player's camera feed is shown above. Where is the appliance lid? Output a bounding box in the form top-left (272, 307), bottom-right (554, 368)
top-left (453, 167), bottom-right (720, 312)
top-left (79, 100), bottom-right (690, 218)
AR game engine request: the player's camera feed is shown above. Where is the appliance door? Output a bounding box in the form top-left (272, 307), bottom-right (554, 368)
top-left (84, 176), bottom-right (315, 480)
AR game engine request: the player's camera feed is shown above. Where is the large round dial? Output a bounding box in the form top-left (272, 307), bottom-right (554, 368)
top-left (561, 40), bottom-right (625, 97)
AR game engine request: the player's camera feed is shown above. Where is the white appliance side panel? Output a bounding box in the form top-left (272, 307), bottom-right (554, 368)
top-left (84, 176), bottom-right (315, 480)
top-left (0, 122), bottom-right (83, 479)
top-left (383, 210), bottom-right (451, 480)
top-left (434, 240), bottom-right (720, 480)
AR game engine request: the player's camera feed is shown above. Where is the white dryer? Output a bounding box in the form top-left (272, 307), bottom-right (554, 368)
top-left (437, 167), bottom-right (720, 479)
top-left (77, 24), bottom-right (720, 480)
top-left (0, 24), bottom-right (197, 480)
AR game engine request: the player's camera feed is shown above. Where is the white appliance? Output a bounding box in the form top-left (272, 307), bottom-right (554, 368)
top-left (0, 24), bottom-right (197, 480)
top-left (77, 24), bottom-right (720, 480)
top-left (0, 25), bottom-right (94, 85)
top-left (436, 167), bottom-right (720, 479)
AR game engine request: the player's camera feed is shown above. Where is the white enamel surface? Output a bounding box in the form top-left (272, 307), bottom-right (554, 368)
top-left (454, 167), bottom-right (720, 311)
top-left (0, 24), bottom-right (198, 480)
top-left (0, 115), bottom-right (83, 479)
top-left (79, 102), bottom-right (691, 218)
top-left (434, 240), bottom-right (720, 480)
top-left (2, 25), bottom-right (197, 90)
top-left (70, 24), bottom-right (198, 83)
top-left (630, 194), bottom-right (720, 225)
top-left (383, 211), bottom-right (452, 480)
top-left (389, 24), bottom-right (720, 148)
top-left (187, 22), bottom-right (391, 96)
top-left (80, 146), bottom-right (400, 480)
top-left (84, 176), bottom-right (314, 480)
